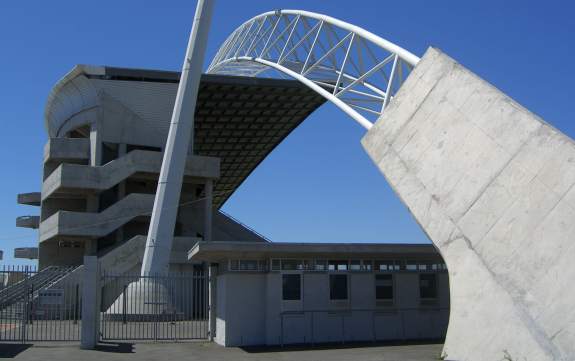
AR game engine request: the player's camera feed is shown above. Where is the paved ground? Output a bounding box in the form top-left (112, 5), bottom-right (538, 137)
top-left (0, 341), bottom-right (444, 360)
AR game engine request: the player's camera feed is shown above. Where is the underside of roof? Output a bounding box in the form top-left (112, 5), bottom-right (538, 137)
top-left (46, 66), bottom-right (327, 208)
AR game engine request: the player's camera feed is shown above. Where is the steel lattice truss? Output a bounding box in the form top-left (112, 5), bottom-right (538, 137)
top-left (208, 10), bottom-right (420, 130)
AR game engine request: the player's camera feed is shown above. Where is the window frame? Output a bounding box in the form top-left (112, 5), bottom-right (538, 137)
top-left (374, 273), bottom-right (395, 303)
top-left (418, 273), bottom-right (439, 302)
top-left (281, 273), bottom-right (302, 301)
top-left (329, 274), bottom-right (349, 301)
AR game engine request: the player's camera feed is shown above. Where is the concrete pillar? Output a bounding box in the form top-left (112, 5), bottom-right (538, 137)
top-left (116, 144), bottom-right (127, 244)
top-left (141, 0), bottom-right (215, 277)
top-left (208, 263), bottom-right (217, 341)
top-left (362, 47), bottom-right (575, 361)
top-left (81, 256), bottom-right (100, 349)
top-left (84, 239), bottom-right (97, 256)
top-left (89, 122), bottom-right (102, 167)
top-left (86, 123), bottom-right (102, 255)
top-left (204, 179), bottom-right (213, 242)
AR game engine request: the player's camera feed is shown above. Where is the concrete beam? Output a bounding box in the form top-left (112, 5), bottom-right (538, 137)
top-left (17, 192), bottom-right (41, 206)
top-left (44, 138), bottom-right (90, 163)
top-left (362, 47), bottom-right (575, 361)
top-left (16, 215), bottom-right (40, 229)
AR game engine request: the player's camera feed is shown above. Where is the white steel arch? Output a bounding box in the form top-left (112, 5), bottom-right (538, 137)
top-left (208, 10), bottom-right (421, 130)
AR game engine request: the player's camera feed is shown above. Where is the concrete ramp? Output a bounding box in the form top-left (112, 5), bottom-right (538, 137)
top-left (362, 48), bottom-right (575, 361)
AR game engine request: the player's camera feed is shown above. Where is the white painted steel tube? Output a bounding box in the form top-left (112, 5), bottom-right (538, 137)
top-left (212, 9), bottom-right (420, 67)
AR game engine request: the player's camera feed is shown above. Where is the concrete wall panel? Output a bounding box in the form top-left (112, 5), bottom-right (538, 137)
top-left (362, 47), bottom-right (575, 361)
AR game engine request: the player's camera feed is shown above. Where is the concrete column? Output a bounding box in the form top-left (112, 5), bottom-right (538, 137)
top-left (208, 263), bottom-right (217, 341)
top-left (81, 256), bottom-right (100, 349)
top-left (204, 179), bottom-right (213, 242)
top-left (362, 47), bottom-right (575, 361)
top-left (89, 122), bottom-right (102, 167)
top-left (84, 239), bottom-right (97, 256)
top-left (116, 144), bottom-right (127, 244)
top-left (141, 0), bottom-right (215, 277)
top-left (86, 123), bottom-right (102, 254)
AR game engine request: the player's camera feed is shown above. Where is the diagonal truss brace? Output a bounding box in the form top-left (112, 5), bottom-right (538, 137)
top-left (208, 9), bottom-right (420, 130)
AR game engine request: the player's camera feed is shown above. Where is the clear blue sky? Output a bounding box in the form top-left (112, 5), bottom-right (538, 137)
top-left (1, 0), bottom-right (574, 265)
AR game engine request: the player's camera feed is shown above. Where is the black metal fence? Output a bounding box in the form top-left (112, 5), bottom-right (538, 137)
top-left (100, 269), bottom-right (208, 341)
top-left (0, 265), bottom-right (82, 342)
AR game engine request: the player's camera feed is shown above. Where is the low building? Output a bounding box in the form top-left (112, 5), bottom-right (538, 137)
top-left (189, 241), bottom-right (449, 346)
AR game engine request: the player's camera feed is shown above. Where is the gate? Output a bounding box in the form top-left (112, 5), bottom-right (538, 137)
top-left (0, 265), bottom-right (82, 342)
top-left (100, 269), bottom-right (208, 341)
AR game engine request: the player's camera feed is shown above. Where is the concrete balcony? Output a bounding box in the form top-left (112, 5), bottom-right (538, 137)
top-left (42, 149), bottom-right (219, 200)
top-left (16, 215), bottom-right (40, 229)
top-left (14, 247), bottom-right (39, 259)
top-left (17, 192), bottom-right (41, 206)
top-left (39, 193), bottom-right (155, 242)
top-left (44, 138), bottom-right (90, 163)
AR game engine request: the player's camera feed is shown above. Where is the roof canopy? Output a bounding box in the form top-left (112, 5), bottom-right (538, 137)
top-left (45, 66), bottom-right (327, 207)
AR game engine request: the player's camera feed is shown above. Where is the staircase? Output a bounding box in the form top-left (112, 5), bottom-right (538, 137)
top-left (0, 266), bottom-right (79, 311)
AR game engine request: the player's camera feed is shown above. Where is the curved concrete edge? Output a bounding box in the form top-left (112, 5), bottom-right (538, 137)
top-left (362, 47), bottom-right (575, 361)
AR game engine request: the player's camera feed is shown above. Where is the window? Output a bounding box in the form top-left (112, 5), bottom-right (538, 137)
top-left (229, 260), bottom-right (267, 272)
top-left (282, 274), bottom-right (301, 301)
top-left (271, 259), bottom-right (280, 271)
top-left (419, 274), bottom-right (438, 300)
top-left (350, 260), bottom-right (361, 271)
top-left (239, 260), bottom-right (258, 271)
top-left (362, 260), bottom-right (373, 271)
top-left (313, 260), bottom-right (327, 271)
top-left (405, 261), bottom-right (418, 271)
top-left (328, 260), bottom-right (348, 271)
top-left (281, 260), bottom-right (299, 271)
top-left (374, 260), bottom-right (399, 271)
top-left (329, 274), bottom-right (348, 300)
top-left (375, 274), bottom-right (394, 300)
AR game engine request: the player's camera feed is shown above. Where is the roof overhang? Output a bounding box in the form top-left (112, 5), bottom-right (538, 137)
top-left (45, 66), bottom-right (327, 207)
top-left (188, 241), bottom-right (440, 263)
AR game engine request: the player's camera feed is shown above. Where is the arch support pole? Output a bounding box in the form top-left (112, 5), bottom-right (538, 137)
top-left (141, 0), bottom-right (215, 276)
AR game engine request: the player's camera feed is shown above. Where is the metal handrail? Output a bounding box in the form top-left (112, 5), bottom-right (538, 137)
top-left (218, 210), bottom-right (273, 243)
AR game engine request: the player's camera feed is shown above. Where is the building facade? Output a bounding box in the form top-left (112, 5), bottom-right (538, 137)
top-left (190, 242), bottom-right (449, 346)
top-left (13, 64), bottom-right (450, 346)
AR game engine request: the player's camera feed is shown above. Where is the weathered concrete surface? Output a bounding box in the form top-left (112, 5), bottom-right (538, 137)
top-left (42, 150), bottom-right (219, 200)
top-left (362, 47), bottom-right (575, 361)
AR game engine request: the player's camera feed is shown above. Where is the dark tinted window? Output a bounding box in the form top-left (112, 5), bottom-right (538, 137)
top-left (282, 274), bottom-right (301, 301)
top-left (375, 274), bottom-right (393, 300)
top-left (419, 274), bottom-right (438, 299)
top-left (330, 274), bottom-right (348, 300)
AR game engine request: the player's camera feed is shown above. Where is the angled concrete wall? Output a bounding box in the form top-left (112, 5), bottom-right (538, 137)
top-left (362, 47), bottom-right (575, 361)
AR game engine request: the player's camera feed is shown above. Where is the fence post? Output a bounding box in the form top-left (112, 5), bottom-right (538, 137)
top-left (208, 263), bottom-right (217, 341)
top-left (81, 256), bottom-right (100, 349)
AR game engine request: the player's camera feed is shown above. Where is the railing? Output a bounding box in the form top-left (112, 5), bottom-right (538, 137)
top-left (279, 307), bottom-right (449, 346)
top-left (219, 210), bottom-right (273, 243)
top-left (0, 265), bottom-right (82, 342)
top-left (100, 270), bottom-right (209, 341)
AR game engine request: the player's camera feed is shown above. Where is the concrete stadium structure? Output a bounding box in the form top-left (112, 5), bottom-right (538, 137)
top-left (14, 63), bottom-right (450, 345)
top-left (12, 4), bottom-right (574, 360)
top-left (18, 66), bottom-right (324, 270)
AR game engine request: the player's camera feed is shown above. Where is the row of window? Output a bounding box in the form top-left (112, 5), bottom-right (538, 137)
top-left (282, 273), bottom-right (439, 302)
top-left (228, 259), bottom-right (447, 272)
